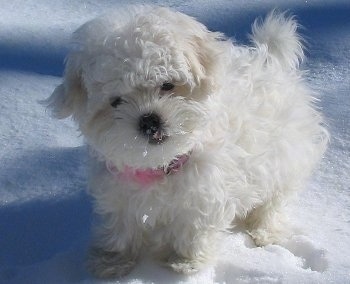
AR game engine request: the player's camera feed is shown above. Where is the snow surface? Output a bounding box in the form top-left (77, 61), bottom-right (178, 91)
top-left (1, 0), bottom-right (350, 283)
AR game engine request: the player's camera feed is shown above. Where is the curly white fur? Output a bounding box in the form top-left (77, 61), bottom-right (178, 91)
top-left (47, 6), bottom-right (328, 278)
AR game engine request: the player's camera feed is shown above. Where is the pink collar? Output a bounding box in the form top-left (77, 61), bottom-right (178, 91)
top-left (106, 153), bottom-right (190, 188)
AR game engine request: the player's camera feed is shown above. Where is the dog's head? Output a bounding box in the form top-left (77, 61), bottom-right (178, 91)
top-left (47, 7), bottom-right (227, 169)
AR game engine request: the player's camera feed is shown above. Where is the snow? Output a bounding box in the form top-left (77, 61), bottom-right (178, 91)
top-left (1, 0), bottom-right (349, 283)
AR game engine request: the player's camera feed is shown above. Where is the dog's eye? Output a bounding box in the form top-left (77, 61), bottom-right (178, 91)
top-left (110, 97), bottom-right (124, 108)
top-left (161, 82), bottom-right (175, 91)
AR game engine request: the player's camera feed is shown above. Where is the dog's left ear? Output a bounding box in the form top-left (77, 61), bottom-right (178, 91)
top-left (45, 53), bottom-right (87, 119)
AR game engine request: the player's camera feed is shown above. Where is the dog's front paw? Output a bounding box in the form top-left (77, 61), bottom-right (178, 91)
top-left (163, 255), bottom-right (202, 274)
top-left (87, 247), bottom-right (137, 279)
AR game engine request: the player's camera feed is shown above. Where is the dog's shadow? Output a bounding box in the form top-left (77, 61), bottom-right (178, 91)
top-left (0, 147), bottom-right (93, 282)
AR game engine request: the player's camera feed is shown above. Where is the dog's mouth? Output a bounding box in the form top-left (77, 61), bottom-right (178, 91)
top-left (147, 130), bottom-right (169, 145)
top-left (106, 152), bottom-right (191, 187)
top-left (164, 152), bottom-right (191, 174)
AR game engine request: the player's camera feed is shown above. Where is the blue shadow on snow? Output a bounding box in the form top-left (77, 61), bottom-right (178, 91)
top-left (0, 43), bottom-right (66, 76)
top-left (0, 147), bottom-right (92, 269)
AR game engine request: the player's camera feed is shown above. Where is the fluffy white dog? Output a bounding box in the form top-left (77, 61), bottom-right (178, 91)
top-left (47, 6), bottom-right (328, 278)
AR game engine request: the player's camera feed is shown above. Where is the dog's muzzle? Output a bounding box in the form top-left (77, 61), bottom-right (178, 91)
top-left (138, 113), bottom-right (168, 144)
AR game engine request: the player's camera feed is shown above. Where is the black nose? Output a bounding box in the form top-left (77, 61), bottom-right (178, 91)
top-left (138, 113), bottom-right (167, 144)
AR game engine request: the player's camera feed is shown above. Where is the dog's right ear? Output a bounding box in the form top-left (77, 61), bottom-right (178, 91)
top-left (45, 53), bottom-right (86, 119)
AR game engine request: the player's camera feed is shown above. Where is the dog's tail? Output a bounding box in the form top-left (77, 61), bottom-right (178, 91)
top-left (249, 10), bottom-right (304, 70)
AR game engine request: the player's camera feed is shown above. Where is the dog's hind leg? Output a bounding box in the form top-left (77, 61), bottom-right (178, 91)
top-left (245, 196), bottom-right (292, 246)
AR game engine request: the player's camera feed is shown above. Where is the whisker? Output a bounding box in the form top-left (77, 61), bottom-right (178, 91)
top-left (161, 144), bottom-right (166, 168)
top-left (141, 135), bottom-right (150, 158)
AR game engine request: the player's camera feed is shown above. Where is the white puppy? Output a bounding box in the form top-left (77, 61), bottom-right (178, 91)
top-left (47, 6), bottom-right (328, 278)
